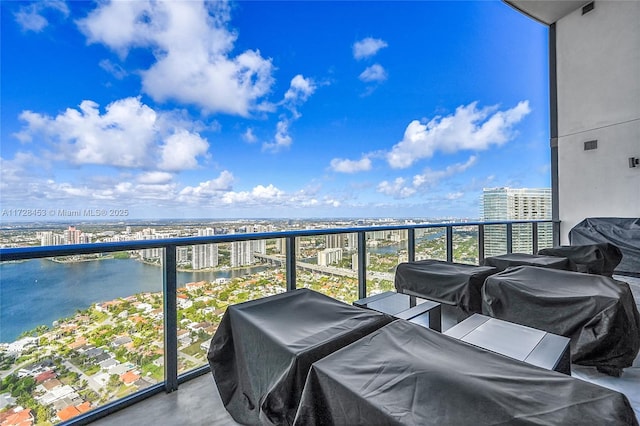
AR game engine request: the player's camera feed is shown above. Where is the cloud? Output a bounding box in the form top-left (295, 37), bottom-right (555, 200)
top-left (284, 75), bottom-right (316, 105)
top-left (377, 178), bottom-right (416, 198)
top-left (14, 97), bottom-right (209, 172)
top-left (387, 101), bottom-right (531, 169)
top-left (446, 192), bottom-right (464, 200)
top-left (221, 184), bottom-right (284, 204)
top-left (159, 130), bottom-right (209, 171)
top-left (359, 64), bottom-right (387, 83)
top-left (353, 37), bottom-right (388, 60)
top-left (178, 171), bottom-right (235, 199)
top-left (77, 1), bottom-right (274, 116)
top-left (138, 172), bottom-right (173, 184)
top-left (243, 128), bottom-right (257, 143)
top-left (377, 156), bottom-right (477, 199)
top-left (14, 0), bottom-right (69, 32)
top-left (99, 59), bottom-right (128, 79)
top-left (0, 155), bottom-right (180, 205)
top-left (412, 156), bottom-right (477, 189)
top-left (330, 157), bottom-right (372, 173)
top-left (263, 75), bottom-right (316, 152)
top-left (263, 119), bottom-right (292, 152)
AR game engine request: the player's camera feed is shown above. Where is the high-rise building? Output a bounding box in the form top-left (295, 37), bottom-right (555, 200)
top-left (318, 248), bottom-right (343, 266)
top-left (346, 233), bottom-right (358, 251)
top-left (140, 235), bottom-right (161, 260)
top-left (191, 228), bottom-right (218, 270)
top-left (276, 237), bottom-right (301, 258)
top-left (64, 226), bottom-right (82, 245)
top-left (481, 188), bottom-right (552, 257)
top-left (325, 234), bottom-right (344, 249)
top-left (229, 228), bottom-right (267, 267)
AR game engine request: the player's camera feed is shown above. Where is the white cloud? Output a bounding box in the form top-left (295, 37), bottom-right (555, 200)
top-left (221, 184), bottom-right (284, 204)
top-left (284, 75), bottom-right (316, 104)
top-left (243, 128), bottom-right (257, 143)
top-left (330, 157), bottom-right (372, 173)
top-left (377, 156), bottom-right (477, 199)
top-left (359, 64), bottom-right (387, 83)
top-left (353, 37), bottom-right (388, 60)
top-left (178, 171), bottom-right (235, 199)
top-left (377, 178), bottom-right (416, 199)
top-left (446, 192), bottom-right (464, 200)
top-left (14, 97), bottom-right (209, 172)
top-left (387, 101), bottom-right (531, 168)
top-left (263, 119), bottom-right (292, 152)
top-left (263, 75), bottom-right (317, 152)
top-left (77, 1), bottom-right (274, 116)
top-left (412, 156), bottom-right (477, 189)
top-left (138, 172), bottom-right (173, 184)
top-left (14, 0), bottom-right (69, 32)
top-left (99, 59), bottom-right (128, 79)
top-left (159, 130), bottom-right (209, 171)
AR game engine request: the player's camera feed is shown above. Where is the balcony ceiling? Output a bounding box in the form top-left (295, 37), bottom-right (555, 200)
top-left (504, 0), bottom-right (591, 25)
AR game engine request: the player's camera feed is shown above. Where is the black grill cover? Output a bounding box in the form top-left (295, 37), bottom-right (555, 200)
top-left (294, 320), bottom-right (638, 426)
top-left (481, 252), bottom-right (571, 272)
top-left (482, 266), bottom-right (640, 375)
top-left (394, 260), bottom-right (497, 315)
top-left (569, 218), bottom-right (640, 275)
top-left (538, 243), bottom-right (623, 276)
top-left (208, 288), bottom-right (392, 425)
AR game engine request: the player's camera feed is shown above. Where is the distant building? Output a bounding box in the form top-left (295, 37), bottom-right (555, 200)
top-left (317, 248), bottom-right (342, 266)
top-left (176, 246), bottom-right (190, 265)
top-left (230, 228), bottom-right (266, 267)
top-left (275, 237), bottom-right (301, 257)
top-left (481, 187), bottom-right (552, 257)
top-left (139, 232), bottom-right (162, 260)
top-left (325, 234), bottom-right (344, 249)
top-left (191, 228), bottom-right (218, 270)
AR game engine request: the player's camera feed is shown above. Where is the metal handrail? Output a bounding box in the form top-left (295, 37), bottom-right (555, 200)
top-left (0, 219), bottom-right (552, 261)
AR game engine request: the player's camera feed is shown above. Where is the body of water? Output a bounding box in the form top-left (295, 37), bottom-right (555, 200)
top-left (0, 258), bottom-right (268, 343)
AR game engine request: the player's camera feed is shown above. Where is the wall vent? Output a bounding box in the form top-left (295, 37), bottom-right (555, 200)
top-left (582, 2), bottom-right (595, 15)
top-left (584, 140), bottom-right (598, 151)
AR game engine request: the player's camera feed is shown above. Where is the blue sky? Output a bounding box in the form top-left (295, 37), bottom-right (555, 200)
top-left (0, 0), bottom-right (550, 220)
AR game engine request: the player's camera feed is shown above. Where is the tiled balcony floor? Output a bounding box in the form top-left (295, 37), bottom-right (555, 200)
top-left (91, 276), bottom-right (640, 425)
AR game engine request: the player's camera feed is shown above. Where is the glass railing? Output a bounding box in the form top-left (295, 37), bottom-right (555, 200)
top-left (0, 219), bottom-right (554, 425)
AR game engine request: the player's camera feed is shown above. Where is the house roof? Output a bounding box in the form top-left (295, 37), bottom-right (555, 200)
top-left (1, 408), bottom-right (34, 426)
top-left (34, 370), bottom-right (56, 383)
top-left (120, 370), bottom-right (141, 385)
top-left (57, 406), bottom-right (80, 422)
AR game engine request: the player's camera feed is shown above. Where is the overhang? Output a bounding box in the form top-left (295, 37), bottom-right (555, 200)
top-left (504, 1), bottom-right (592, 25)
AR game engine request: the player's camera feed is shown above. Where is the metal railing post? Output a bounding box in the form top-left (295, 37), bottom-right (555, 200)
top-left (357, 231), bottom-right (367, 299)
top-left (446, 226), bottom-right (453, 262)
top-left (478, 224), bottom-right (485, 264)
top-left (532, 222), bottom-right (539, 254)
top-left (286, 236), bottom-right (296, 291)
top-left (407, 228), bottom-right (415, 262)
top-left (506, 223), bottom-right (513, 254)
top-left (163, 245), bottom-right (178, 393)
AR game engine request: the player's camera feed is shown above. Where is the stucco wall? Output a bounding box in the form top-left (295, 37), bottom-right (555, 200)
top-left (555, 0), bottom-right (640, 243)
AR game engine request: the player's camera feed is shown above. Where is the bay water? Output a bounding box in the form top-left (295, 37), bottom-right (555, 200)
top-left (0, 258), bottom-right (267, 343)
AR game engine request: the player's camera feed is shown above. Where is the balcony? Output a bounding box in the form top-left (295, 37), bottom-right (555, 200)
top-left (1, 219), bottom-right (639, 425)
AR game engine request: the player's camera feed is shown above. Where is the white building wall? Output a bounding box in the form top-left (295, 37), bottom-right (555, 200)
top-left (317, 248), bottom-right (343, 266)
top-left (192, 228), bottom-right (218, 270)
top-left (482, 188), bottom-right (552, 256)
top-left (555, 1), bottom-right (640, 243)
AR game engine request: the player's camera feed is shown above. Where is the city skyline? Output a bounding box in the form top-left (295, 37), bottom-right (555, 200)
top-left (1, 1), bottom-right (550, 220)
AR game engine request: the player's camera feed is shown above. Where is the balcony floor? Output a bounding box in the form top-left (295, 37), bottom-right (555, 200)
top-left (91, 276), bottom-right (640, 425)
